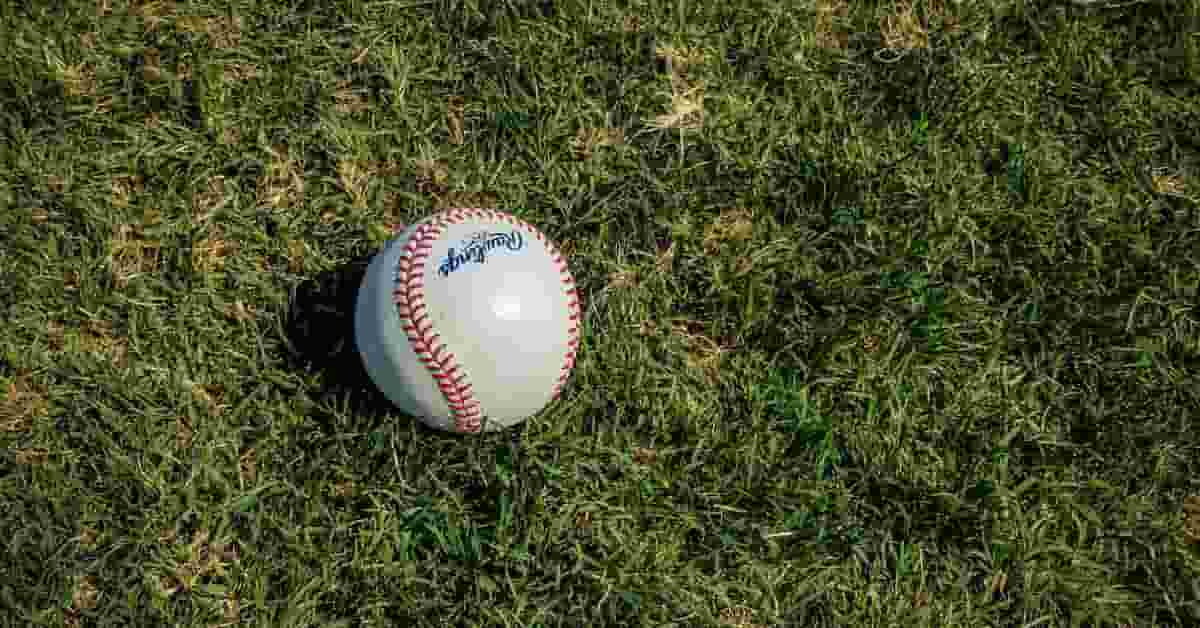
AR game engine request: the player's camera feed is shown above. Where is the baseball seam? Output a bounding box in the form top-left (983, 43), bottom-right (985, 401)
top-left (391, 208), bottom-right (581, 433)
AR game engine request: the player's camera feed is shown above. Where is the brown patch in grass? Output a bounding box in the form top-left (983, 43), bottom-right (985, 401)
top-left (863, 334), bottom-right (883, 354)
top-left (435, 191), bottom-right (499, 210)
top-left (221, 591), bottom-right (241, 626)
top-left (672, 319), bottom-right (729, 379)
top-left (219, 126), bottom-right (241, 146)
top-left (651, 44), bottom-right (709, 130)
top-left (1, 378), bottom-right (47, 433)
top-left (46, 174), bottom-right (67, 193)
top-left (81, 320), bottom-right (128, 366)
top-left (815, 0), bottom-right (850, 49)
top-left (177, 14), bottom-right (243, 49)
top-left (109, 219), bottom-right (162, 287)
top-left (221, 62), bottom-right (260, 83)
top-left (189, 382), bottom-right (226, 416)
top-left (110, 175), bottom-right (144, 208)
top-left (719, 606), bottom-right (763, 628)
top-left (337, 160), bottom-right (373, 208)
top-left (990, 571), bottom-right (1009, 596)
top-left (193, 235), bottom-right (236, 274)
top-left (1152, 170), bottom-right (1188, 196)
top-left (655, 44), bottom-right (709, 77)
top-left (47, 320), bottom-right (67, 350)
top-left (239, 448), bottom-right (257, 485)
top-left (225, 300), bottom-right (255, 323)
top-left (880, 0), bottom-right (935, 52)
top-left (79, 527), bottom-right (100, 547)
top-left (574, 510), bottom-right (593, 529)
top-left (415, 159), bottom-right (450, 195)
top-left (134, 1), bottom-right (172, 32)
top-left (702, 208), bottom-right (755, 254)
top-left (571, 127), bottom-right (625, 160)
top-left (176, 416), bottom-right (193, 450)
top-left (192, 176), bottom-right (231, 224)
top-left (71, 576), bottom-right (101, 611)
top-left (651, 83), bottom-right (705, 130)
top-left (60, 64), bottom-right (97, 98)
top-left (286, 240), bottom-right (310, 273)
top-left (141, 47), bottom-right (164, 82)
top-left (1185, 495), bottom-right (1200, 545)
top-left (334, 81), bottom-right (370, 115)
top-left (608, 269), bottom-right (638, 290)
top-left (655, 239), bottom-right (676, 273)
top-left (447, 96), bottom-right (466, 145)
top-left (14, 448), bottom-right (50, 465)
top-left (256, 145), bottom-right (304, 209)
top-left (622, 15), bottom-right (642, 33)
top-left (161, 530), bottom-right (234, 596)
top-left (331, 481), bottom-right (356, 498)
top-left (632, 447), bottom-right (658, 465)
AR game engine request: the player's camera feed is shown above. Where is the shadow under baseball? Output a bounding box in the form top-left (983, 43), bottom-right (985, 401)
top-left (282, 252), bottom-right (399, 418)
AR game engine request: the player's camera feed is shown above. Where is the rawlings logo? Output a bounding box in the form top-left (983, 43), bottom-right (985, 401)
top-left (438, 230), bottom-right (525, 277)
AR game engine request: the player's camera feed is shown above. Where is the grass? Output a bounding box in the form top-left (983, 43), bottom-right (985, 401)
top-left (1, 0), bottom-right (1199, 626)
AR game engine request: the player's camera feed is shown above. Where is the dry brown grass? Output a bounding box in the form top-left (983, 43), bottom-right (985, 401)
top-left (880, 0), bottom-right (931, 51)
top-left (176, 415), bottom-right (193, 451)
top-left (60, 63), bottom-right (98, 98)
top-left (447, 96), bottom-right (466, 145)
top-left (108, 213), bottom-right (163, 287)
top-left (607, 269), bottom-right (638, 290)
top-left (1, 377), bottom-right (47, 433)
top-left (632, 447), bottom-right (658, 465)
top-left (133, 1), bottom-right (173, 32)
top-left (176, 14), bottom-right (243, 49)
top-left (337, 160), bottom-right (373, 209)
top-left (334, 80), bottom-right (370, 115)
top-left (718, 606), bottom-right (764, 628)
top-left (286, 239), bottom-right (310, 273)
top-left (1185, 495), bottom-right (1200, 545)
top-left (79, 527), bottom-right (100, 547)
top-left (256, 145), bottom-right (305, 209)
top-left (1152, 169), bottom-right (1188, 196)
top-left (71, 576), bottom-right (100, 611)
top-left (222, 62), bottom-right (261, 82)
top-left (239, 448), bottom-right (257, 485)
top-left (815, 0), bottom-right (851, 50)
top-left (702, 208), bottom-right (755, 254)
top-left (14, 448), bottom-right (50, 465)
top-left (191, 234), bottom-right (236, 274)
top-left (189, 382), bottom-right (226, 417)
top-left (571, 127), bottom-right (625, 160)
top-left (158, 529), bottom-right (237, 597)
top-left (672, 319), bottom-right (729, 379)
top-left (225, 300), bottom-right (255, 323)
top-left (415, 159), bottom-right (451, 195)
top-left (652, 44), bottom-right (709, 130)
top-left (192, 176), bottom-right (231, 224)
top-left (79, 319), bottom-right (129, 367)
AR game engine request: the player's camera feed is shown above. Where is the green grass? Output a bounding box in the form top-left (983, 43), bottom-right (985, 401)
top-left (2, 0), bottom-right (1200, 626)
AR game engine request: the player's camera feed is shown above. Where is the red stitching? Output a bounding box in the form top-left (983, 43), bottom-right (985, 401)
top-left (392, 207), bottom-right (581, 431)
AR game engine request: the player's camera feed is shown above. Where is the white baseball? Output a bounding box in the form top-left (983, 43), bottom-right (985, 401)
top-left (354, 208), bottom-right (582, 433)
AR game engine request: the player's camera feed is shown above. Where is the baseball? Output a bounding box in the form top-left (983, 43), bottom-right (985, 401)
top-left (354, 208), bottom-right (582, 433)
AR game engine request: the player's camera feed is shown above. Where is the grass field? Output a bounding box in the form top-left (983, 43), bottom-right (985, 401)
top-left (2, 0), bottom-right (1200, 626)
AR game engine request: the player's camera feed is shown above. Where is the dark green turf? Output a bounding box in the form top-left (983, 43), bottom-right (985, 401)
top-left (2, 1), bottom-right (1199, 626)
